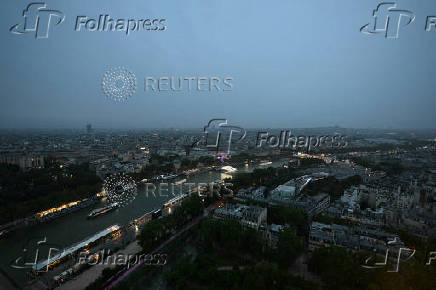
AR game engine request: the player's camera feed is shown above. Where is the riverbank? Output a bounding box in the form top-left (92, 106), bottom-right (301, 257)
top-left (60, 241), bottom-right (141, 290)
top-left (0, 159), bottom-right (289, 288)
top-left (0, 196), bottom-right (100, 239)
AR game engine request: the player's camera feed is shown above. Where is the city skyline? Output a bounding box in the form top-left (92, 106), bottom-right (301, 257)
top-left (1, 1), bottom-right (435, 290)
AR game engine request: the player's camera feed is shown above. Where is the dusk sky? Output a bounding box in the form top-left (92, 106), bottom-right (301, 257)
top-left (1, 0), bottom-right (436, 129)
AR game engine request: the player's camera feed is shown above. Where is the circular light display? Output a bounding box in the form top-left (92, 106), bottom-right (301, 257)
top-left (103, 173), bottom-right (137, 207)
top-left (101, 67), bottom-right (137, 101)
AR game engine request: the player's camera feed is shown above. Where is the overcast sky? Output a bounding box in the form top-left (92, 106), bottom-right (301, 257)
top-left (1, 0), bottom-right (436, 129)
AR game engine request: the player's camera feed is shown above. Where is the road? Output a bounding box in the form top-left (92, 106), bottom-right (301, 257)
top-left (59, 241), bottom-right (141, 290)
top-left (104, 201), bottom-right (222, 290)
top-left (105, 214), bottom-right (204, 290)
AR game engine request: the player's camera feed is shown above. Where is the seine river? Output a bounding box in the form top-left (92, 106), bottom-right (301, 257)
top-left (0, 160), bottom-right (287, 287)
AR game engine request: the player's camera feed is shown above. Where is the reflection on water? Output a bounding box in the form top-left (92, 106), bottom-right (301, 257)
top-left (0, 159), bottom-right (288, 286)
top-left (221, 173), bottom-right (233, 180)
top-left (0, 170), bottom-right (221, 286)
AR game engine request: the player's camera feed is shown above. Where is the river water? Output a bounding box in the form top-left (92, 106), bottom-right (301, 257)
top-left (0, 160), bottom-right (287, 287)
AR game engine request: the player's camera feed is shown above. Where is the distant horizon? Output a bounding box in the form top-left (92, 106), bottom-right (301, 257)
top-left (1, 126), bottom-right (436, 131)
top-left (1, 1), bottom-right (435, 289)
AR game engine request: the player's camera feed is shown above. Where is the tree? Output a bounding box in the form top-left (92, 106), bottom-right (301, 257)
top-left (276, 228), bottom-right (303, 268)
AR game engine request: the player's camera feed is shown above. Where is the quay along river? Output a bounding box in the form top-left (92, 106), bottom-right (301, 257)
top-left (0, 160), bottom-right (288, 287)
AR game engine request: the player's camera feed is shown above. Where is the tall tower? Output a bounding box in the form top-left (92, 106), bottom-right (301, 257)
top-left (414, 188), bottom-right (420, 206)
top-left (411, 179), bottom-right (420, 206)
top-left (86, 123), bottom-right (93, 134)
top-left (395, 185), bottom-right (401, 207)
top-left (369, 189), bottom-right (376, 209)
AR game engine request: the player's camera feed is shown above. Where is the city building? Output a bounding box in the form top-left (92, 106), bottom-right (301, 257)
top-left (213, 203), bottom-right (267, 230)
top-left (309, 222), bottom-right (403, 254)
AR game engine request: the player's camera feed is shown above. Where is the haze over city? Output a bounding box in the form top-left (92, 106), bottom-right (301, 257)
top-left (1, 0), bottom-right (436, 129)
top-left (1, 1), bottom-right (436, 290)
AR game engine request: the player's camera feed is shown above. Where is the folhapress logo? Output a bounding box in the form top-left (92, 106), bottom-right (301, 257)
top-left (10, 236), bottom-right (63, 272)
top-left (10, 3), bottom-right (166, 39)
top-left (200, 119), bottom-right (246, 155)
top-left (360, 2), bottom-right (415, 38)
top-left (10, 2), bottom-right (65, 39)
